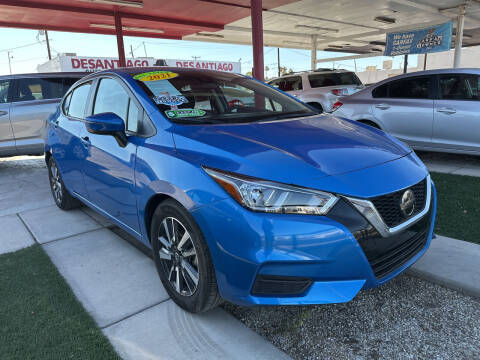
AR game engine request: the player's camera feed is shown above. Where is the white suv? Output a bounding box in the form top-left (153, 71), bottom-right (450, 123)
top-left (268, 69), bottom-right (364, 113)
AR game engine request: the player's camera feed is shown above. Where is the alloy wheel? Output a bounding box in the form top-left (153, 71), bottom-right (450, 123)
top-left (50, 162), bottom-right (63, 204)
top-left (157, 217), bottom-right (199, 296)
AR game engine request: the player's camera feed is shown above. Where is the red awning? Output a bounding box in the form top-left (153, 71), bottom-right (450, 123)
top-left (0, 0), bottom-right (296, 39)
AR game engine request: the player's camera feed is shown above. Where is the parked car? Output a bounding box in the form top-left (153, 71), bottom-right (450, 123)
top-left (267, 69), bottom-right (364, 112)
top-left (0, 72), bottom-right (85, 157)
top-left (46, 68), bottom-right (436, 313)
top-left (333, 68), bottom-right (480, 155)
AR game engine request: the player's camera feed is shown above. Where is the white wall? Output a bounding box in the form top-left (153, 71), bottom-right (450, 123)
top-left (355, 46), bottom-right (480, 84)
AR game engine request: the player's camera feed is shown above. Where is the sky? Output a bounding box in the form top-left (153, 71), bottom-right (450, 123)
top-left (0, 28), bottom-right (417, 78)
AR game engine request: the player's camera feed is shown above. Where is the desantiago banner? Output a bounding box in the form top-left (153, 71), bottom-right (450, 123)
top-left (384, 21), bottom-right (453, 56)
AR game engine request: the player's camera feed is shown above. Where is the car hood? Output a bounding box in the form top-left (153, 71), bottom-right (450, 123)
top-left (172, 114), bottom-right (411, 187)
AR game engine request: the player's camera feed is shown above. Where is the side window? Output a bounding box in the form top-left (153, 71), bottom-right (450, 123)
top-left (389, 77), bottom-right (431, 99)
top-left (68, 82), bottom-right (92, 118)
top-left (62, 92), bottom-right (72, 114)
top-left (94, 78), bottom-right (129, 121)
top-left (268, 79), bottom-right (281, 89)
top-left (94, 77), bottom-right (141, 133)
top-left (127, 101), bottom-right (140, 132)
top-left (280, 76), bottom-right (303, 91)
top-left (14, 78), bottom-right (46, 102)
top-left (372, 83), bottom-right (388, 98)
top-left (439, 74), bottom-right (480, 100)
top-left (43, 77), bottom-right (64, 99)
top-left (0, 79), bottom-right (11, 104)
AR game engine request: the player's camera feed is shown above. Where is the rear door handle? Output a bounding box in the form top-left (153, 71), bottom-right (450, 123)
top-left (0, 110), bottom-right (7, 116)
top-left (81, 136), bottom-right (90, 146)
top-left (436, 107), bottom-right (456, 115)
top-left (375, 103), bottom-right (390, 110)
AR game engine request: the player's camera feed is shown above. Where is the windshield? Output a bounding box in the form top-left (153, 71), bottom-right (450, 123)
top-left (308, 72), bottom-right (362, 88)
top-left (132, 70), bottom-right (316, 124)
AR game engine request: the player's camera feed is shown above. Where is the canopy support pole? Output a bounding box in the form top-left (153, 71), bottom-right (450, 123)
top-left (114, 10), bottom-right (126, 68)
top-left (311, 35), bottom-right (318, 70)
top-left (251, 0), bottom-right (264, 81)
top-left (454, 5), bottom-right (465, 68)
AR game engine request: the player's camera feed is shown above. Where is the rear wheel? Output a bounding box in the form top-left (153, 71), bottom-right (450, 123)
top-left (151, 199), bottom-right (221, 313)
top-left (48, 157), bottom-right (81, 210)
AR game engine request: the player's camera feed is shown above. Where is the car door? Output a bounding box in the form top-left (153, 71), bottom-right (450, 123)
top-left (80, 76), bottom-right (142, 234)
top-left (50, 81), bottom-right (92, 198)
top-left (372, 75), bottom-right (434, 147)
top-left (9, 77), bottom-right (64, 155)
top-left (0, 78), bottom-right (16, 156)
top-left (433, 73), bottom-right (480, 152)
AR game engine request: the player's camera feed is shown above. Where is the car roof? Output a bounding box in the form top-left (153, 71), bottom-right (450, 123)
top-left (374, 68), bottom-right (480, 86)
top-left (268, 69), bottom-right (353, 81)
top-left (0, 72), bottom-right (87, 80)
top-left (79, 67), bottom-right (243, 81)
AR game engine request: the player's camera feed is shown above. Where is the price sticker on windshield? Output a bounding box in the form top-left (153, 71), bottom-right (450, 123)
top-left (165, 109), bottom-right (206, 119)
top-left (133, 71), bottom-right (178, 82)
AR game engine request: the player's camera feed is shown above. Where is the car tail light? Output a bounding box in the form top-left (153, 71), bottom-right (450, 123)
top-left (332, 101), bottom-right (343, 112)
top-left (331, 88), bottom-right (349, 96)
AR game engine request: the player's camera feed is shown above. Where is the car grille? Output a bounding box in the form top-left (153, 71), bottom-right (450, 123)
top-left (371, 178), bottom-right (427, 228)
top-left (358, 203), bottom-right (431, 279)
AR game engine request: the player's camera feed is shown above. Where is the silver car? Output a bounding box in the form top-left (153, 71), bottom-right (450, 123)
top-left (0, 72), bottom-right (84, 157)
top-left (268, 69), bottom-right (364, 113)
top-left (334, 68), bottom-right (480, 155)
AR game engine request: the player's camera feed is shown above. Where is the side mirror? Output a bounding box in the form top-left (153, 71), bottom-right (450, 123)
top-left (85, 113), bottom-right (127, 147)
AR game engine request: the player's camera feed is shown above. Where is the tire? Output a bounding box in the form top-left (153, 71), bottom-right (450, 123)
top-left (48, 157), bottom-right (81, 210)
top-left (151, 199), bottom-right (221, 313)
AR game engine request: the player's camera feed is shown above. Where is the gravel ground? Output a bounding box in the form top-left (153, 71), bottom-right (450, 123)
top-left (224, 275), bottom-right (480, 360)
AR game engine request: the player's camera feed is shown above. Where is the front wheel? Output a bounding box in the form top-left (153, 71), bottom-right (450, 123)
top-left (151, 199), bottom-right (221, 313)
top-left (48, 157), bottom-right (81, 210)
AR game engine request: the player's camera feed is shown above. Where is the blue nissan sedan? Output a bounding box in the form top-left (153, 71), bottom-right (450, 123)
top-left (45, 68), bottom-right (436, 313)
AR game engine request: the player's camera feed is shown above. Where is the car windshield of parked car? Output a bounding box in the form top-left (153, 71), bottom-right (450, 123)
top-left (308, 72), bottom-right (362, 88)
top-left (132, 70), bottom-right (316, 124)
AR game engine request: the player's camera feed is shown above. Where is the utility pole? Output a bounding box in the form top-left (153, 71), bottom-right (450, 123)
top-left (143, 42), bottom-right (148, 57)
top-left (45, 30), bottom-right (52, 60)
top-left (354, 58), bottom-right (357, 72)
top-left (403, 54), bottom-right (408, 74)
top-left (130, 45), bottom-right (135, 58)
top-left (277, 48), bottom-right (280, 77)
top-left (7, 51), bottom-right (12, 74)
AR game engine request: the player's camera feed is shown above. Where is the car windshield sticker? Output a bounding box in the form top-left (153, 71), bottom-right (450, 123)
top-left (133, 71), bottom-right (178, 81)
top-left (154, 95), bottom-right (188, 106)
top-left (165, 109), bottom-right (206, 119)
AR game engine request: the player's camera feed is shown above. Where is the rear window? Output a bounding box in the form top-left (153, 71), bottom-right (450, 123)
top-left (308, 72), bottom-right (362, 88)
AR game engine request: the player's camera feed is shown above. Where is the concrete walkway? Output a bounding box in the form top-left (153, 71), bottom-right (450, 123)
top-left (408, 235), bottom-right (480, 300)
top-left (0, 156), bottom-right (290, 360)
top-left (418, 151), bottom-right (480, 177)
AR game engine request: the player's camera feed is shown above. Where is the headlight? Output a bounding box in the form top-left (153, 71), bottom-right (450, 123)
top-left (204, 167), bottom-right (338, 215)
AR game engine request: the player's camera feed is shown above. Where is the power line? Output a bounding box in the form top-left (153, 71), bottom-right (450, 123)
top-left (0, 40), bottom-right (46, 54)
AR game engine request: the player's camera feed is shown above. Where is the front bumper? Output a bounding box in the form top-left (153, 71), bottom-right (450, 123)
top-left (191, 181), bottom-right (437, 306)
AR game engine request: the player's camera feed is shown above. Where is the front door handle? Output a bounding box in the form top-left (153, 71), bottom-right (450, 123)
top-left (375, 103), bottom-right (390, 110)
top-left (0, 110), bottom-right (7, 116)
top-left (436, 107), bottom-right (456, 115)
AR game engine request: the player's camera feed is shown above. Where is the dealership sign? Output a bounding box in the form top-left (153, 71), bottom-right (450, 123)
top-left (157, 59), bottom-right (241, 73)
top-left (384, 21), bottom-right (453, 56)
top-left (56, 56), bottom-right (240, 73)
